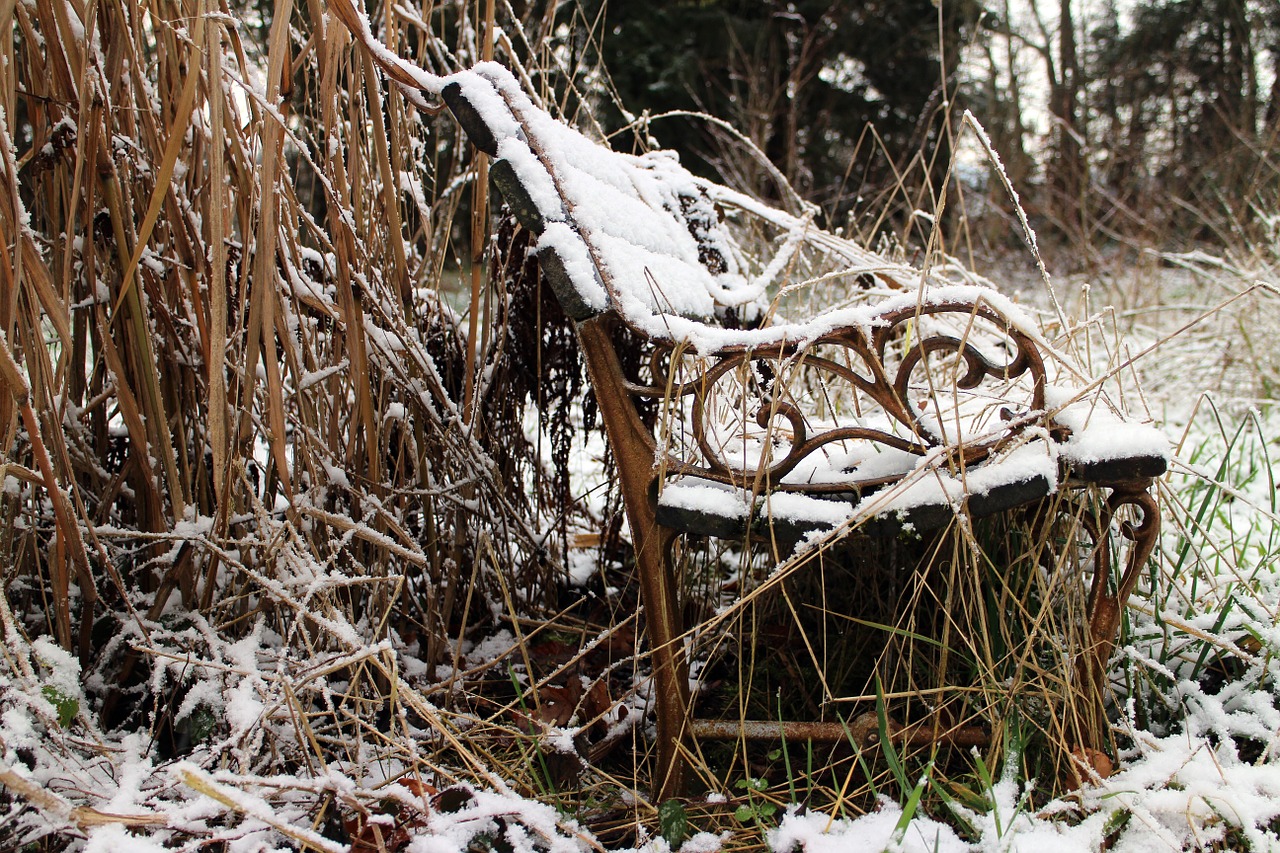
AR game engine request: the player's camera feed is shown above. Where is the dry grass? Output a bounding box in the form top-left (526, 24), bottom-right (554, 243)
top-left (0, 0), bottom-right (620, 845)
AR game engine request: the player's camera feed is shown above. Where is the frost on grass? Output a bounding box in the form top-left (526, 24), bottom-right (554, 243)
top-left (0, 529), bottom-right (632, 852)
top-left (4, 0), bottom-right (1277, 845)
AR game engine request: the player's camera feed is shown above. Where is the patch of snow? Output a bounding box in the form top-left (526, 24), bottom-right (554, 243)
top-left (764, 492), bottom-right (854, 527)
top-left (1049, 388), bottom-right (1171, 465)
top-left (769, 802), bottom-right (969, 853)
top-left (658, 479), bottom-right (753, 521)
top-left (83, 824), bottom-right (169, 853)
top-left (31, 637), bottom-right (81, 703)
top-left (566, 548), bottom-right (598, 586)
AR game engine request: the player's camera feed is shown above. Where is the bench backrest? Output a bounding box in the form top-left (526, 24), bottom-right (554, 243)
top-left (443, 64), bottom-right (769, 329)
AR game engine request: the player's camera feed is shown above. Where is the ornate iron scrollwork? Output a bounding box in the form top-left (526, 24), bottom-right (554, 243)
top-left (622, 299), bottom-right (1049, 494)
top-left (1087, 485), bottom-right (1161, 662)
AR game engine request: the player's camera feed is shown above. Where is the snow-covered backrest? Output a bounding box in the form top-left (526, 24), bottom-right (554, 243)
top-left (442, 64), bottom-right (770, 330)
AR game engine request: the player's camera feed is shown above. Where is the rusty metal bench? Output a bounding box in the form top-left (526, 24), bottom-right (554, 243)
top-left (438, 64), bottom-right (1166, 801)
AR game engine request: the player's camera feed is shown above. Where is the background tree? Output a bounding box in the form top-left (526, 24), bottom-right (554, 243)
top-left (1082, 0), bottom-right (1276, 242)
top-left (1050, 0), bottom-right (1085, 240)
top-left (961, 0), bottom-right (1278, 253)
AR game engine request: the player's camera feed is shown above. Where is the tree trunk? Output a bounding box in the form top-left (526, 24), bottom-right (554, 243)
top-left (1051, 0), bottom-right (1085, 241)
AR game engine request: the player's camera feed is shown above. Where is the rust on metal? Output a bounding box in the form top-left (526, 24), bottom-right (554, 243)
top-left (575, 315), bottom-right (690, 800)
top-left (1084, 483), bottom-right (1162, 707)
top-left (691, 714), bottom-right (990, 748)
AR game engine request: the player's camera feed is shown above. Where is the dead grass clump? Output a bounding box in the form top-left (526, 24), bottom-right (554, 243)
top-left (0, 0), bottom-right (616, 846)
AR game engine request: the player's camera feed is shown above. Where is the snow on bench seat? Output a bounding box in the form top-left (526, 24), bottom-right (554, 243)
top-left (658, 425), bottom-right (1166, 547)
top-left (1051, 392), bottom-right (1171, 483)
top-left (658, 439), bottom-right (1058, 543)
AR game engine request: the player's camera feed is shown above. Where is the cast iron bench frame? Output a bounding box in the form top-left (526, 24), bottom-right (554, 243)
top-left (436, 64), bottom-right (1165, 802)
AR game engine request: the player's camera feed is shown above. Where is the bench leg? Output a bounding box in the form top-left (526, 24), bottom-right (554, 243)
top-left (1084, 483), bottom-right (1160, 703)
top-left (633, 527), bottom-right (688, 801)
top-left (575, 317), bottom-right (692, 801)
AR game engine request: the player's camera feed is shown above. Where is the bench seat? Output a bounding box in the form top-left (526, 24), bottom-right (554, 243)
top-left (658, 455), bottom-right (1167, 544)
top-left (658, 403), bottom-right (1167, 542)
